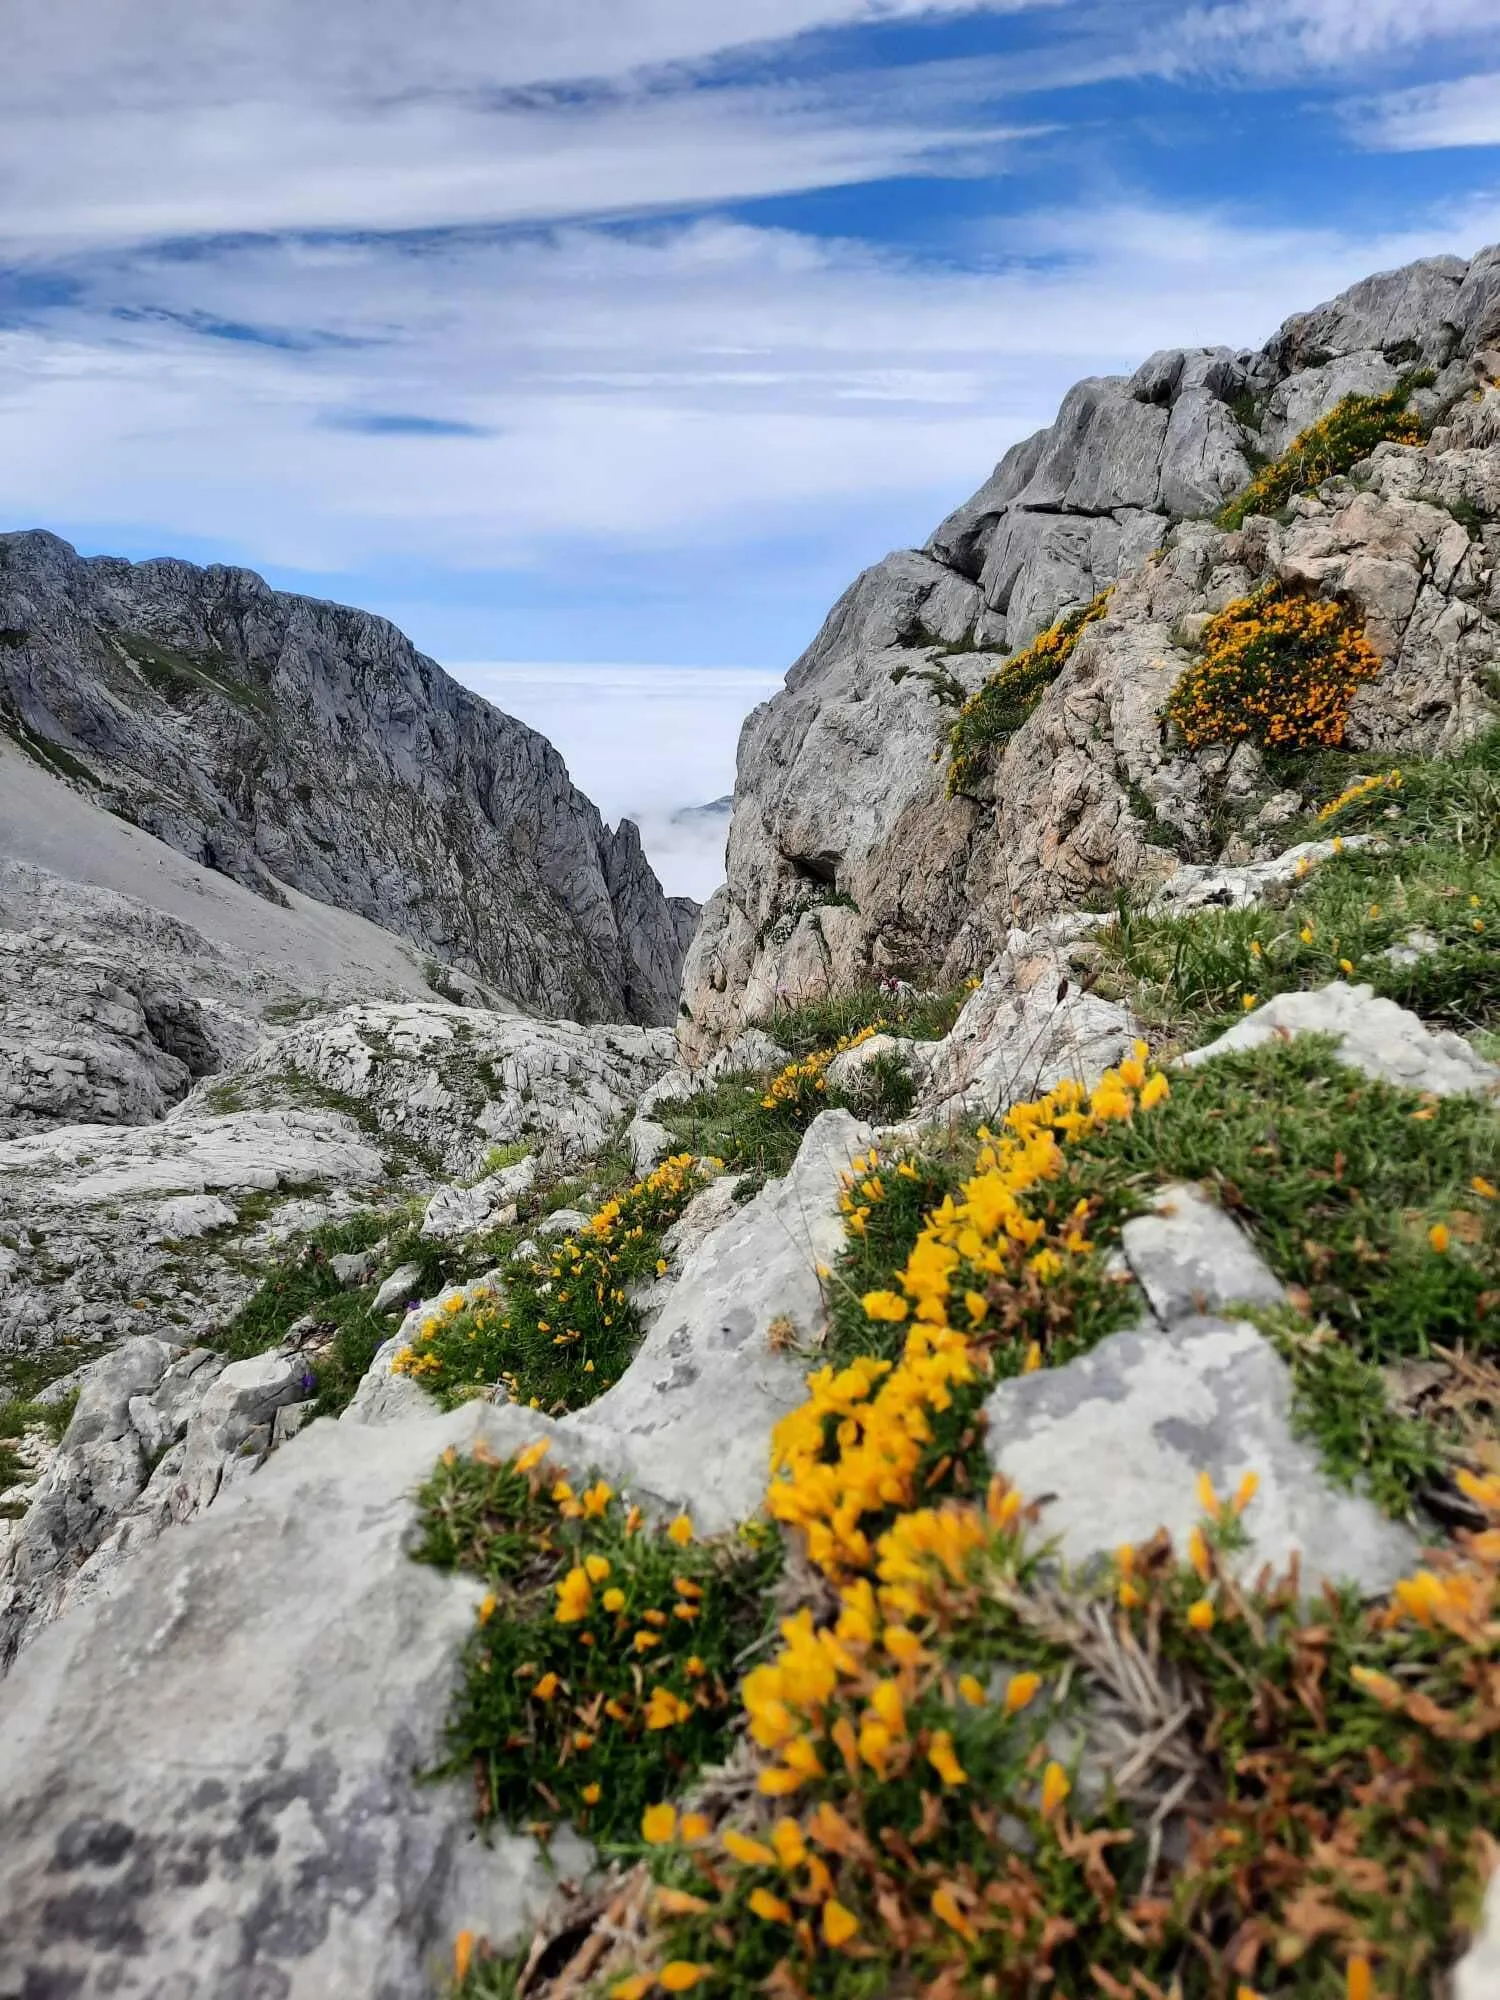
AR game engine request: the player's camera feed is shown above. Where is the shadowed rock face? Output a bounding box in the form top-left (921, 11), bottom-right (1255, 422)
top-left (0, 533), bottom-right (697, 1025)
top-left (680, 247), bottom-right (1500, 1057)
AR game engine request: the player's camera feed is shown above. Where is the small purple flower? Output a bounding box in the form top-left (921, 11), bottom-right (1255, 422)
top-left (300, 1370), bottom-right (316, 1392)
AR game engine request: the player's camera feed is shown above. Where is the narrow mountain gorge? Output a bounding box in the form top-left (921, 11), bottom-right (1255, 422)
top-left (0, 530), bottom-right (697, 1028)
top-left (1, 249), bottom-right (1498, 2000)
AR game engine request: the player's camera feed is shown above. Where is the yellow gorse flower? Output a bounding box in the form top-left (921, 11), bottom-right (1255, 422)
top-left (1165, 584), bottom-right (1381, 754)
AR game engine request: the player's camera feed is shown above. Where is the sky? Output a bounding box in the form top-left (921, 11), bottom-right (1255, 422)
top-left (3, 3), bottom-right (1500, 894)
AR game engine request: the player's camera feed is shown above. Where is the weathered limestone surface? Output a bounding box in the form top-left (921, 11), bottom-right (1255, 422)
top-left (0, 1399), bottom-right (591, 2000)
top-left (985, 1313), bottom-right (1420, 1598)
top-left (915, 925), bottom-right (1139, 1122)
top-left (564, 1110), bottom-right (870, 1532)
top-left (682, 247), bottom-right (1500, 1055)
top-left (230, 1002), bottom-right (676, 1180)
top-left (0, 1106), bottom-right (384, 1366)
top-left (986, 1156), bottom-right (1423, 1598)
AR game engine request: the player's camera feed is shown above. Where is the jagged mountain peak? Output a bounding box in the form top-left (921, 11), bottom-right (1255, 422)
top-left (680, 242), bottom-right (1500, 1056)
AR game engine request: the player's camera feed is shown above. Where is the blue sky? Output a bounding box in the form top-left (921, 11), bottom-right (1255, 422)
top-left (3, 2), bottom-right (1500, 890)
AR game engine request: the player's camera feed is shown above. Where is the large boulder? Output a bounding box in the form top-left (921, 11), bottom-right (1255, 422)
top-left (985, 1313), bottom-right (1419, 1599)
top-left (0, 1398), bottom-right (589, 2000)
top-left (564, 1110), bottom-right (870, 1532)
top-left (1183, 981), bottom-right (1500, 1098)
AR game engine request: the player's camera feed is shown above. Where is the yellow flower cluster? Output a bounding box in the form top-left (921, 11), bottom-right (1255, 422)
top-left (391, 1154), bottom-right (703, 1392)
top-left (584, 1152), bottom-right (701, 1242)
top-left (1166, 584), bottom-right (1381, 752)
top-left (1218, 382), bottom-right (1425, 531)
top-left (769, 1048), bottom-right (1169, 1582)
top-left (1317, 767), bottom-right (1403, 821)
top-left (391, 1279), bottom-right (501, 1378)
top-left (760, 1024), bottom-right (883, 1114)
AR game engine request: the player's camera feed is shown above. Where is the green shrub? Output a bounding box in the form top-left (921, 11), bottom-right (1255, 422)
top-left (393, 1154), bottom-right (703, 1412)
top-left (1165, 583), bottom-right (1381, 751)
top-left (946, 592), bottom-right (1111, 793)
top-left (414, 1441), bottom-right (780, 1844)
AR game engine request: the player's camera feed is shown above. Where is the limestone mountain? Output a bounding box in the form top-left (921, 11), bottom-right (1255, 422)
top-left (681, 245), bottom-right (1500, 1054)
top-left (0, 532), bottom-right (697, 1026)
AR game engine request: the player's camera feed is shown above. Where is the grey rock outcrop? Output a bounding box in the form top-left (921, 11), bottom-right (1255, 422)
top-left (564, 1109), bottom-right (869, 1532)
top-left (0, 732), bottom-right (487, 1135)
top-left (0, 1105), bottom-right (384, 1367)
top-left (682, 246), bottom-right (1500, 1055)
top-left (0, 1398), bottom-right (590, 2000)
top-left (0, 531), bottom-right (695, 1025)
top-left (227, 1001), bottom-right (676, 1179)
top-left (1184, 981), bottom-right (1500, 1097)
top-left (914, 924), bottom-right (1139, 1122)
top-left (0, 925), bottom-right (249, 1134)
top-left (985, 1314), bottom-right (1419, 1599)
top-left (987, 1173), bottom-right (1418, 1598)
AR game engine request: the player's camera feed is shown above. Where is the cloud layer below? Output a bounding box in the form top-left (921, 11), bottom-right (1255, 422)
top-left (453, 663), bottom-right (781, 900)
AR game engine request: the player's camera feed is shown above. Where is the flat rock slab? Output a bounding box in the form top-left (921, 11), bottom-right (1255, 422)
top-left (985, 1314), bottom-right (1419, 1599)
top-left (0, 1400), bottom-right (588, 2000)
top-left (1183, 981), bottom-right (1499, 1098)
top-left (0, 1107), bottom-right (385, 1204)
top-left (562, 1110), bottom-right (870, 1534)
top-left (1121, 1182), bottom-right (1286, 1325)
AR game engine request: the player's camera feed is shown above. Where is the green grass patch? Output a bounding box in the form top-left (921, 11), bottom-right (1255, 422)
top-left (213, 1209), bottom-right (452, 1415)
top-left (395, 1155), bottom-right (704, 1414)
top-left (1092, 832), bottom-right (1500, 1041)
top-left (945, 591), bottom-right (1111, 793)
top-left (1066, 1039), bottom-right (1496, 1511)
top-left (751, 983), bottom-right (969, 1058)
top-left (414, 1443), bottom-right (780, 1844)
top-left (0, 1389), bottom-right (79, 1510)
top-left (113, 630), bottom-right (273, 716)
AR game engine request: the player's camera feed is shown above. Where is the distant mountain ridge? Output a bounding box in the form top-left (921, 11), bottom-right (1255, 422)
top-left (0, 533), bottom-right (697, 1025)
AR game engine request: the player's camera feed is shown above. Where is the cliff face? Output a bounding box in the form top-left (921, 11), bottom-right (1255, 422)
top-left (0, 534), bottom-right (697, 1026)
top-left (680, 247), bottom-right (1500, 1056)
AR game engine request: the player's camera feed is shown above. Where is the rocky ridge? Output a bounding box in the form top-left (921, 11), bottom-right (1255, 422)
top-left (0, 532), bottom-right (696, 1026)
top-left (1, 247), bottom-right (1498, 1999)
top-left (681, 246), bottom-right (1500, 1055)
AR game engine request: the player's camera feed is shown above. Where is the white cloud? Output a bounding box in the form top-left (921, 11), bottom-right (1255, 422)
top-left (8, 199), bottom-right (1499, 580)
top-left (451, 663), bottom-right (782, 899)
top-left (1356, 71), bottom-right (1500, 151)
top-left (1165, 0), bottom-right (1500, 74)
top-left (5, 1), bottom-right (1045, 112)
top-left (0, 75), bottom-right (1036, 255)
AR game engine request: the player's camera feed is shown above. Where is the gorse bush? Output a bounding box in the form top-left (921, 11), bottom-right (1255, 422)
top-left (1166, 584), bottom-right (1381, 751)
top-left (441, 1052), bottom-right (1500, 2000)
top-left (605, 1477), bottom-right (1500, 2000)
top-left (414, 1438), bottom-right (779, 1845)
top-left (393, 1153), bottom-right (703, 1411)
top-left (1218, 375), bottom-right (1431, 531)
top-left (945, 591), bottom-right (1111, 793)
top-left (658, 1009), bottom-right (962, 1183)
